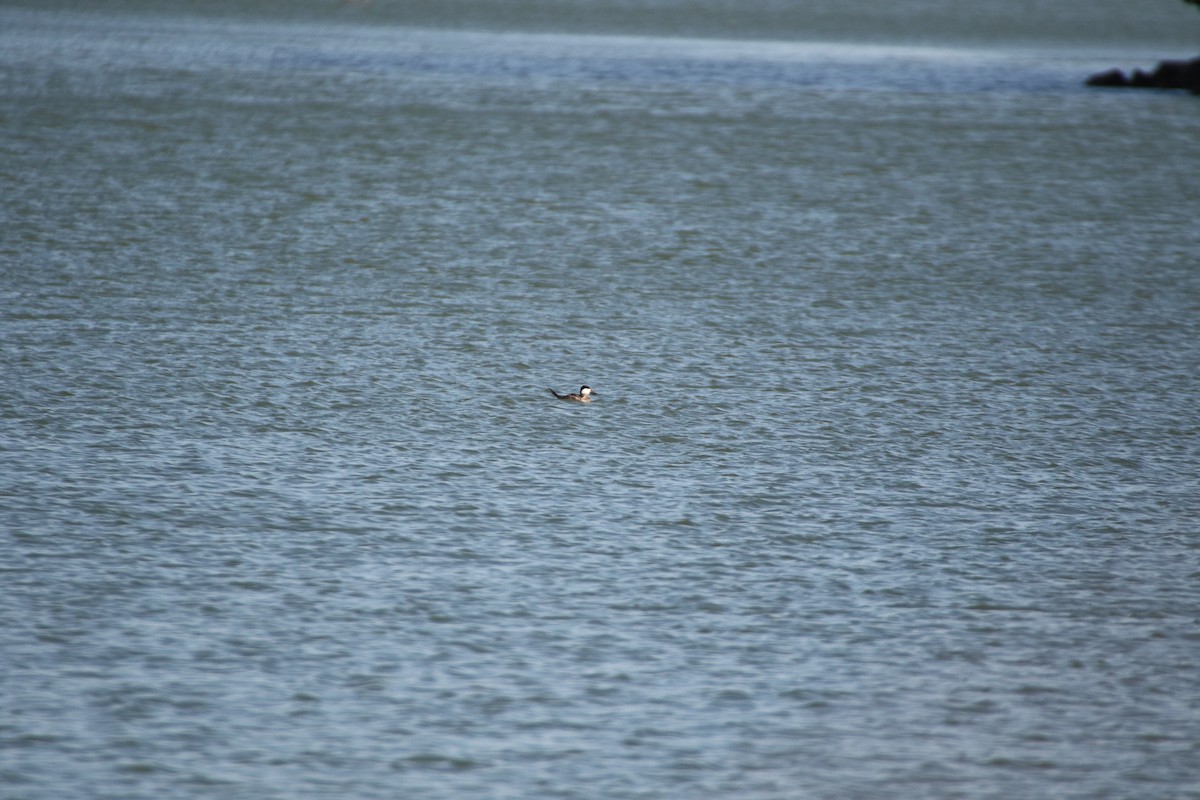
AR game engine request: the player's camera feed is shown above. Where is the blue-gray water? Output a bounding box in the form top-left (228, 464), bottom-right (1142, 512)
top-left (2, 4), bottom-right (1200, 799)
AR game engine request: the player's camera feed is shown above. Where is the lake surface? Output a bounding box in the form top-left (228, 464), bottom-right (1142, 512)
top-left (2, 3), bottom-right (1199, 799)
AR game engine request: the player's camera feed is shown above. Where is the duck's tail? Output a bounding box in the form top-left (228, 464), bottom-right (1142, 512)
top-left (548, 388), bottom-right (564, 399)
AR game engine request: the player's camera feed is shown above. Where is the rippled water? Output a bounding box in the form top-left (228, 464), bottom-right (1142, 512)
top-left (2, 5), bottom-right (1199, 799)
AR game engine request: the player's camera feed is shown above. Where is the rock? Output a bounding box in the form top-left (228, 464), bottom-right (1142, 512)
top-left (1130, 68), bottom-right (1158, 88)
top-left (1085, 68), bottom-right (1129, 87)
top-left (1152, 58), bottom-right (1200, 92)
top-left (1086, 56), bottom-right (1200, 94)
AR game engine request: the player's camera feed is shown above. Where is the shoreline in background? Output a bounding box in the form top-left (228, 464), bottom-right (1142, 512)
top-left (4, 0), bottom-right (1200, 51)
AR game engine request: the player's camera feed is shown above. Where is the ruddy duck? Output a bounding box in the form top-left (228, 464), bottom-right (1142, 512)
top-left (549, 385), bottom-right (597, 403)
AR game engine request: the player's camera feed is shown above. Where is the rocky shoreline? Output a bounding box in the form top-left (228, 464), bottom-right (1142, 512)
top-left (1087, 56), bottom-right (1200, 93)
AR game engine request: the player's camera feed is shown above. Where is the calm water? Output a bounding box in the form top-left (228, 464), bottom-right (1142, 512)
top-left (3, 3), bottom-right (1200, 799)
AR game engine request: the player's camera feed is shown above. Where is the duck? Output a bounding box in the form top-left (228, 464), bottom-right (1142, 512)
top-left (548, 385), bottom-right (597, 403)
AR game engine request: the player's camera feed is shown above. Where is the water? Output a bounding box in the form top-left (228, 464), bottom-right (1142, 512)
top-left (3, 3), bottom-right (1200, 799)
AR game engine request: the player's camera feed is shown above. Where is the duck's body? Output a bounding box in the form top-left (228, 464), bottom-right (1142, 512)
top-left (549, 385), bottom-right (597, 403)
